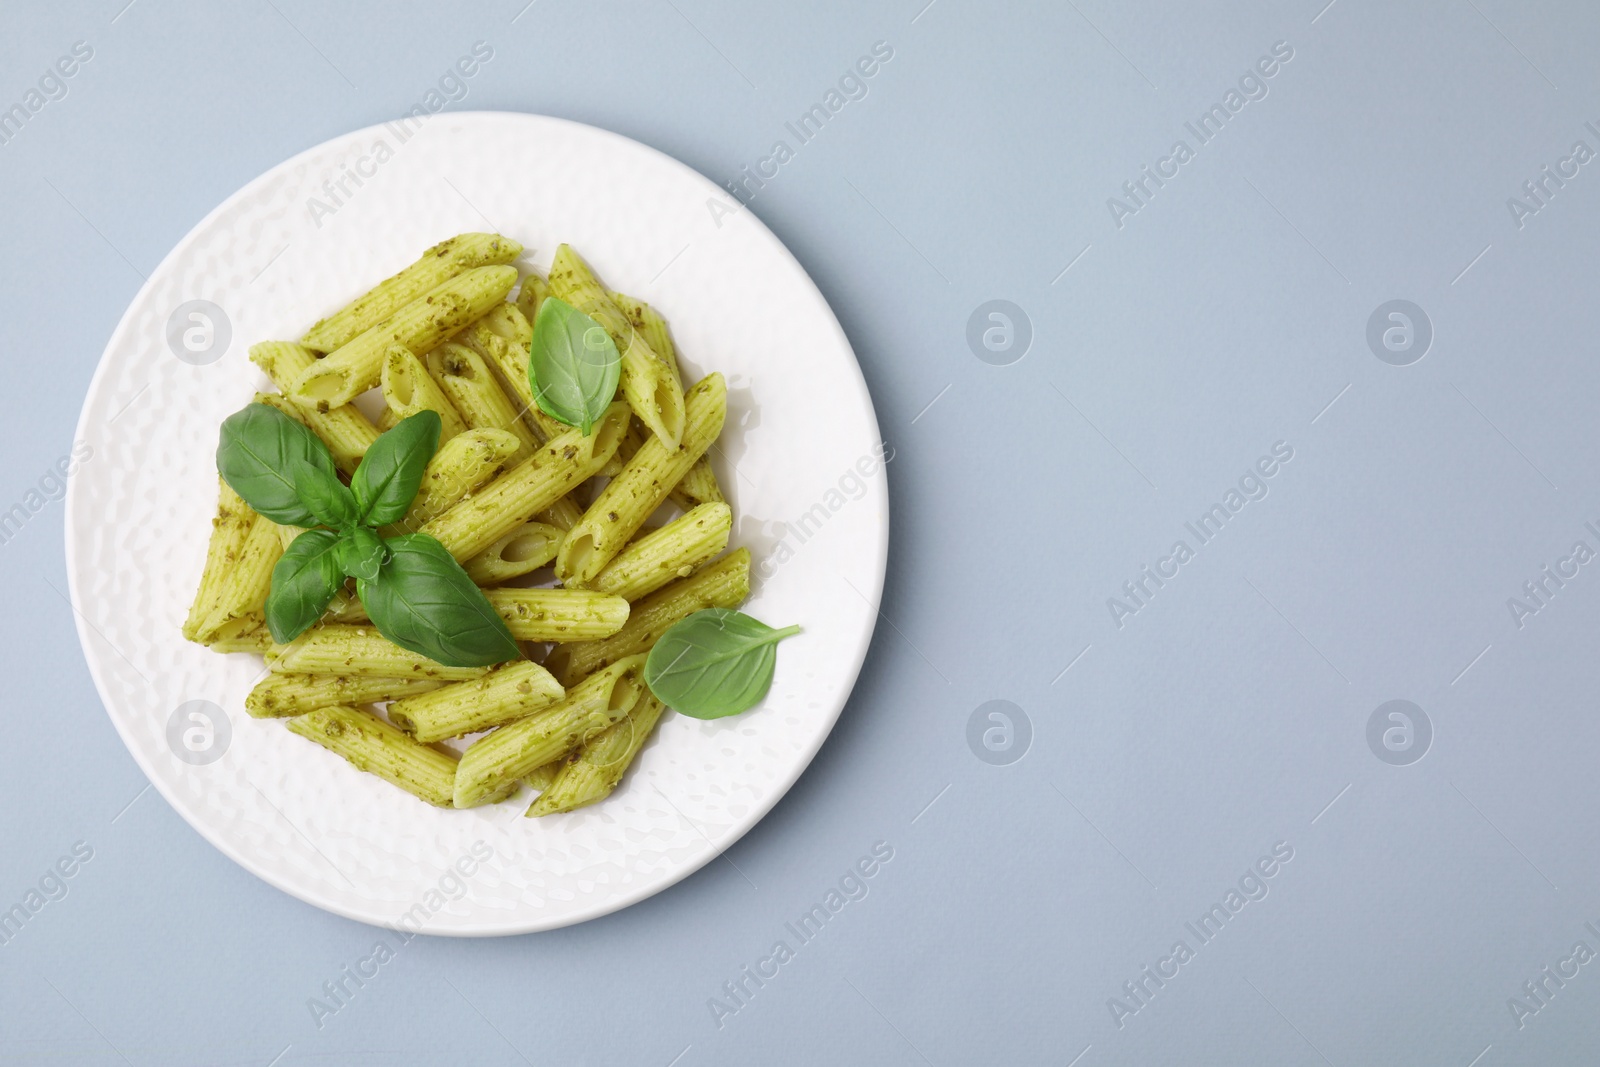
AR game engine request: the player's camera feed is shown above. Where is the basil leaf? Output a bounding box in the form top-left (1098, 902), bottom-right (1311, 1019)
top-left (336, 526), bottom-right (387, 581)
top-left (264, 529), bottom-right (343, 643)
top-left (351, 410), bottom-right (441, 526)
top-left (644, 608), bottom-right (800, 719)
top-left (293, 460), bottom-right (358, 529)
top-left (357, 533), bottom-right (521, 667)
top-left (216, 403), bottom-right (338, 525)
top-left (528, 297), bottom-right (621, 434)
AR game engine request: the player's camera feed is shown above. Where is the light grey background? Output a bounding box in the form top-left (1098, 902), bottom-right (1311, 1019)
top-left (3, 0), bottom-right (1596, 1063)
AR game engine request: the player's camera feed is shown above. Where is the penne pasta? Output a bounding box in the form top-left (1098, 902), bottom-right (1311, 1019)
top-left (421, 402), bottom-right (628, 562)
top-left (461, 521), bottom-right (563, 584)
top-left (523, 760), bottom-right (562, 795)
top-left (453, 655), bottom-right (648, 807)
top-left (183, 478), bottom-right (255, 643)
top-left (380, 344), bottom-right (467, 442)
top-left (456, 304), bottom-right (569, 443)
top-left (427, 342), bottom-right (539, 461)
top-left (555, 373), bottom-right (725, 586)
top-left (301, 232), bottom-right (522, 352)
top-left (379, 427), bottom-right (521, 537)
top-left (482, 588), bottom-right (630, 641)
top-left (545, 548), bottom-right (751, 685)
top-left (605, 292), bottom-right (724, 507)
top-left (548, 244), bottom-right (685, 448)
top-left (515, 268), bottom-right (550, 325)
top-left (606, 290), bottom-right (679, 378)
top-left (269, 624), bottom-right (491, 680)
top-left (595, 300), bottom-right (726, 508)
top-left (536, 494), bottom-right (585, 532)
top-left (250, 342), bottom-right (381, 474)
top-left (189, 230), bottom-right (777, 817)
top-left (195, 512), bottom-right (282, 643)
top-left (672, 454), bottom-right (726, 511)
top-left (206, 614), bottom-right (274, 654)
top-left (246, 673), bottom-right (443, 718)
top-left (291, 265), bottom-right (517, 409)
top-left (592, 502), bottom-right (732, 601)
top-left (387, 660), bottom-right (564, 743)
top-left (527, 691), bottom-right (667, 816)
top-left (287, 704), bottom-right (461, 807)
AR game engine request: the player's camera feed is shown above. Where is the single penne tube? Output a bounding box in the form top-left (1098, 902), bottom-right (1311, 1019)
top-left (462, 522), bottom-right (563, 584)
top-left (246, 673), bottom-right (443, 718)
top-left (275, 522), bottom-right (309, 551)
top-left (671, 454), bottom-right (726, 511)
top-left (515, 268), bottom-right (550, 324)
top-left (592, 502), bottom-right (732, 601)
top-left (539, 495), bottom-right (585, 531)
top-left (421, 402), bottom-right (629, 562)
top-left (548, 245), bottom-right (685, 447)
top-left (456, 306), bottom-right (568, 443)
top-left (249, 342), bottom-right (380, 474)
top-left (183, 479), bottom-right (255, 643)
top-left (555, 373), bottom-right (725, 586)
top-left (527, 691), bottom-right (667, 816)
top-left (599, 417), bottom-right (647, 479)
top-left (269, 624), bottom-right (491, 680)
top-left (428, 343), bottom-right (539, 460)
top-left (380, 344), bottom-right (467, 442)
top-left (291, 265), bottom-right (518, 409)
top-left (606, 290), bottom-right (679, 378)
top-left (378, 427), bottom-right (520, 537)
top-left (287, 704), bottom-right (460, 808)
top-left (545, 548), bottom-right (750, 685)
top-left (387, 660), bottom-right (564, 743)
top-left (323, 586), bottom-right (367, 624)
top-left (453, 655), bottom-right (648, 807)
top-left (206, 614), bottom-right (273, 654)
top-left (523, 759), bottom-right (563, 794)
top-left (482, 589), bottom-right (630, 641)
top-left (301, 233), bottom-right (522, 352)
top-left (621, 326), bottom-right (688, 448)
top-left (195, 512), bottom-right (282, 643)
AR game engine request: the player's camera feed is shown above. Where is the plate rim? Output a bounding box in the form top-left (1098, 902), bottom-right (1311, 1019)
top-left (64, 110), bottom-right (889, 936)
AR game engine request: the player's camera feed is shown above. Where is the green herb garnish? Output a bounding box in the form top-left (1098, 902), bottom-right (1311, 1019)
top-left (527, 296), bottom-right (621, 434)
top-left (216, 404), bottom-right (519, 667)
top-left (643, 608), bottom-right (800, 719)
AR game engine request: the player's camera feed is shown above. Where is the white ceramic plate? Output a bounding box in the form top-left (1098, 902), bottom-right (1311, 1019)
top-left (65, 113), bottom-right (887, 935)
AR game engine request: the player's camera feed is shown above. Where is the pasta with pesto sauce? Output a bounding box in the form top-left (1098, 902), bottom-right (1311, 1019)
top-left (184, 232), bottom-right (759, 816)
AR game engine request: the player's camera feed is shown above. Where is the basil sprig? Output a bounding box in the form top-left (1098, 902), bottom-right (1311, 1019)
top-left (643, 608), bottom-right (800, 719)
top-left (216, 403), bottom-right (520, 667)
top-left (528, 296), bottom-right (621, 434)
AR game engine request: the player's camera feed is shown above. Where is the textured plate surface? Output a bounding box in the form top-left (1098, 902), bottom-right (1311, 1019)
top-left (64, 112), bottom-right (887, 935)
